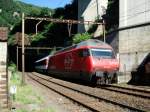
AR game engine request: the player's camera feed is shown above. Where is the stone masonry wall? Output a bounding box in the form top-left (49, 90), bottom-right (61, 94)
top-left (0, 27), bottom-right (8, 110)
top-left (119, 25), bottom-right (150, 72)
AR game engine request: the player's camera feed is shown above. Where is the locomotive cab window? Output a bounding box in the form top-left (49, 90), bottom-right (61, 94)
top-left (78, 49), bottom-right (90, 57)
top-left (91, 48), bottom-right (115, 59)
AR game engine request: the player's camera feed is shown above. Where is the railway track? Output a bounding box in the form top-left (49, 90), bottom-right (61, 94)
top-left (27, 73), bottom-right (124, 112)
top-left (99, 84), bottom-right (150, 99)
top-left (27, 72), bottom-right (150, 112)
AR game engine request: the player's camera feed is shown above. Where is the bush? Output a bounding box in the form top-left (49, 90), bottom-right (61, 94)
top-left (8, 62), bottom-right (17, 73)
top-left (31, 33), bottom-right (45, 42)
top-left (73, 32), bottom-right (91, 44)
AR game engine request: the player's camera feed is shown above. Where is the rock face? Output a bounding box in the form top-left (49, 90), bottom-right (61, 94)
top-left (15, 32), bottom-right (30, 46)
top-left (0, 27), bottom-right (7, 41)
top-left (0, 27), bottom-right (8, 110)
top-left (77, 0), bottom-right (108, 33)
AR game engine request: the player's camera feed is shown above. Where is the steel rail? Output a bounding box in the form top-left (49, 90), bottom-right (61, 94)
top-left (30, 72), bottom-right (147, 112)
top-left (27, 73), bottom-right (101, 112)
top-left (99, 85), bottom-right (150, 99)
top-left (107, 85), bottom-right (150, 93)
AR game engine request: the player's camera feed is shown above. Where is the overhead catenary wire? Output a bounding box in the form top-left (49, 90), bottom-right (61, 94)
top-left (18, 46), bottom-right (63, 50)
top-left (25, 16), bottom-right (103, 25)
top-left (25, 16), bottom-right (104, 38)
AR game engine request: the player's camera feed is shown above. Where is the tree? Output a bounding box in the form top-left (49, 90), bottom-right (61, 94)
top-left (0, 0), bottom-right (14, 10)
top-left (40, 8), bottom-right (51, 17)
top-left (73, 33), bottom-right (91, 44)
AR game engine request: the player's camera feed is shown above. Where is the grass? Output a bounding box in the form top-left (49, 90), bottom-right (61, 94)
top-left (16, 85), bottom-right (41, 104)
top-left (9, 64), bottom-right (55, 112)
top-left (15, 107), bottom-right (55, 112)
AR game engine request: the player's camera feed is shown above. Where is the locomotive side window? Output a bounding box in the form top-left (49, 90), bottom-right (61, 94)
top-left (91, 48), bottom-right (115, 59)
top-left (78, 49), bottom-right (90, 57)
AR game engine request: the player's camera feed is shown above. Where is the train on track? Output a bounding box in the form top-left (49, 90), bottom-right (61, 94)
top-left (35, 39), bottom-right (119, 85)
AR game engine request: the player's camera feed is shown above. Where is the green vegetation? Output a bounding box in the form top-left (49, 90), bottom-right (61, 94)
top-left (31, 23), bottom-right (54, 42)
top-left (8, 35), bottom-right (16, 45)
top-left (31, 33), bottom-right (45, 42)
top-left (5, 0), bottom-right (77, 47)
top-left (0, 0), bottom-right (53, 27)
top-left (73, 32), bottom-right (91, 44)
top-left (9, 63), bottom-right (55, 112)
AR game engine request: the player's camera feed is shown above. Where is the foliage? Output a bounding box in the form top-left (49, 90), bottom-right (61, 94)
top-left (40, 0), bottom-right (78, 46)
top-left (7, 0), bottom-right (77, 47)
top-left (40, 7), bottom-right (52, 17)
top-left (30, 23), bottom-right (54, 43)
top-left (73, 32), bottom-right (91, 44)
top-left (0, 0), bottom-right (53, 27)
top-left (8, 0), bottom-right (78, 66)
top-left (8, 35), bottom-right (16, 45)
top-left (2, 0), bottom-right (53, 45)
top-left (16, 85), bottom-right (41, 104)
top-left (31, 33), bottom-right (45, 42)
top-left (8, 62), bottom-right (17, 73)
top-left (0, 0), bottom-right (19, 26)
top-left (43, 23), bottom-right (54, 34)
top-left (10, 72), bottom-right (55, 112)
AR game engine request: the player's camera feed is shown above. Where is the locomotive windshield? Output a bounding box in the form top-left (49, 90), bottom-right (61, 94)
top-left (91, 48), bottom-right (115, 58)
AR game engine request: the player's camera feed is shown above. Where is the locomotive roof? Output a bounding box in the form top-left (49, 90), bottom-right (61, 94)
top-left (54, 39), bottom-right (111, 55)
top-left (76, 39), bottom-right (109, 48)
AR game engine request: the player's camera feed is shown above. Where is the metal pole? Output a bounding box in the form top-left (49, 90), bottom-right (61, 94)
top-left (17, 46), bottom-right (18, 71)
top-left (22, 13), bottom-right (25, 85)
top-left (103, 20), bottom-right (106, 43)
top-left (36, 20), bottom-right (42, 35)
top-left (67, 23), bottom-right (72, 37)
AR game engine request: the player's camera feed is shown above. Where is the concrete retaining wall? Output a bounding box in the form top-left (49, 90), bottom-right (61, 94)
top-left (117, 72), bottom-right (132, 84)
top-left (119, 25), bottom-right (150, 73)
top-left (119, 0), bottom-right (150, 84)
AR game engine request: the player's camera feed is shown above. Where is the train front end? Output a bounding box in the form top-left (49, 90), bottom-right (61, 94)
top-left (90, 48), bottom-right (119, 85)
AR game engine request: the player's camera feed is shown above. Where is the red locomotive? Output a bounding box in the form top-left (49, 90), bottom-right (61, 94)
top-left (48, 39), bottom-right (119, 84)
